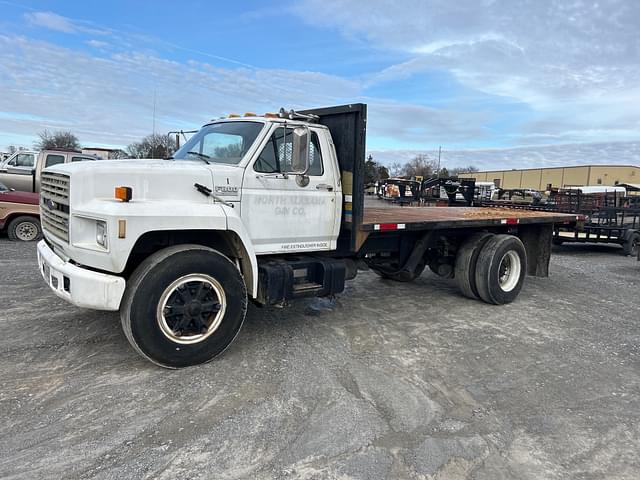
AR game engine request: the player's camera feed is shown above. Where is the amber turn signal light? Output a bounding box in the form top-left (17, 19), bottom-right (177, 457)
top-left (115, 186), bottom-right (132, 202)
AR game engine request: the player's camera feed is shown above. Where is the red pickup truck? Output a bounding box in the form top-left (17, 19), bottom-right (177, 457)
top-left (0, 181), bottom-right (41, 241)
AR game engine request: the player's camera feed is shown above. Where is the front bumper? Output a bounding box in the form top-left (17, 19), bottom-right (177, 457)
top-left (37, 240), bottom-right (126, 311)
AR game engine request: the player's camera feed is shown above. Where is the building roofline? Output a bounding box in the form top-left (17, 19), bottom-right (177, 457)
top-left (460, 164), bottom-right (640, 174)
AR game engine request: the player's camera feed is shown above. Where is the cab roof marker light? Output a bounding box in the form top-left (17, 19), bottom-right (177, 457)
top-left (115, 186), bottom-right (132, 202)
top-left (228, 113), bottom-right (241, 118)
top-left (264, 112), bottom-right (278, 118)
top-left (243, 112), bottom-right (257, 117)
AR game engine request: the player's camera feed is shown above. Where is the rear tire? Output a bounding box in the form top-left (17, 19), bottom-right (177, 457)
top-left (7, 216), bottom-right (42, 242)
top-left (475, 235), bottom-right (527, 305)
top-left (120, 245), bottom-right (247, 368)
top-left (623, 232), bottom-right (640, 257)
top-left (455, 232), bottom-right (494, 299)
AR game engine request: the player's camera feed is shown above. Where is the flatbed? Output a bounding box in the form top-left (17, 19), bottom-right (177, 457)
top-left (362, 206), bottom-right (578, 231)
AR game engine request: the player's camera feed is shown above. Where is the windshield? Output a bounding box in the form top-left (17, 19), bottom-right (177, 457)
top-left (172, 121), bottom-right (264, 165)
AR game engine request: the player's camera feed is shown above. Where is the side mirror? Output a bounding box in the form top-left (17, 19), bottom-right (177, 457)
top-left (288, 127), bottom-right (310, 175)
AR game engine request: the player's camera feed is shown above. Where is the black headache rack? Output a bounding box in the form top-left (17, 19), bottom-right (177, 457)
top-left (300, 104), bottom-right (367, 255)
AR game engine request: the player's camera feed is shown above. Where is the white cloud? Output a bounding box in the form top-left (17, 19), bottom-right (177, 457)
top-left (24, 11), bottom-right (111, 35)
top-left (294, 0), bottom-right (640, 144)
top-left (25, 11), bottom-right (76, 33)
top-left (86, 39), bottom-right (109, 49)
top-left (0, 35), bottom-right (359, 149)
top-left (365, 100), bottom-right (491, 147)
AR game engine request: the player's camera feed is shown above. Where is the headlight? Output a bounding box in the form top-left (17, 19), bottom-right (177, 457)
top-left (96, 220), bottom-right (108, 248)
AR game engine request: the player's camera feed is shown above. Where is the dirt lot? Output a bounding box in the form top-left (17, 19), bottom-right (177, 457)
top-left (1, 238), bottom-right (639, 479)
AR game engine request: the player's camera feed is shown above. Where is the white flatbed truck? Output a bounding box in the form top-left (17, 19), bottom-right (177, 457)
top-left (37, 104), bottom-right (577, 368)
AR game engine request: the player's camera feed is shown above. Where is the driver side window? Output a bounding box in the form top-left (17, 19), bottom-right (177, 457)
top-left (9, 153), bottom-right (35, 168)
top-left (254, 128), bottom-right (291, 173)
top-left (254, 129), bottom-right (324, 175)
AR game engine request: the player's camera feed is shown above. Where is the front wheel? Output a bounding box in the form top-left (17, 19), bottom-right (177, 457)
top-left (7, 216), bottom-right (42, 241)
top-left (120, 245), bottom-right (247, 368)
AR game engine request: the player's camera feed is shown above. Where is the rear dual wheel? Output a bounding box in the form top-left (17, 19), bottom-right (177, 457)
top-left (454, 232), bottom-right (494, 299)
top-left (475, 235), bottom-right (527, 304)
top-left (455, 233), bottom-right (527, 305)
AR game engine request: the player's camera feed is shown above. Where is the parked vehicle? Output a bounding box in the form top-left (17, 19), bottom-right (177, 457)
top-left (0, 149), bottom-right (99, 193)
top-left (0, 181), bottom-right (41, 241)
top-left (36, 104), bottom-right (576, 368)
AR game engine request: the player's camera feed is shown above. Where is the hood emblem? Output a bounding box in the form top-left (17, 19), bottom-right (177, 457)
top-left (214, 185), bottom-right (238, 195)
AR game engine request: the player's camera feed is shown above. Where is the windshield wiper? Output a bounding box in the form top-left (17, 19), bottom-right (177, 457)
top-left (186, 151), bottom-right (211, 164)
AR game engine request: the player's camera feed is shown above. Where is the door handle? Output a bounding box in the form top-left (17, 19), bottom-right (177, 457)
top-left (316, 184), bottom-right (333, 191)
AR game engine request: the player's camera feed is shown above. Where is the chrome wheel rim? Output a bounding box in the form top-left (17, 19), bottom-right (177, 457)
top-left (498, 251), bottom-right (521, 292)
top-left (157, 274), bottom-right (227, 345)
top-left (16, 221), bottom-right (38, 241)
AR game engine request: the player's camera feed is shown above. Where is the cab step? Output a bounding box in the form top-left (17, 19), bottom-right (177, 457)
top-left (257, 256), bottom-right (346, 305)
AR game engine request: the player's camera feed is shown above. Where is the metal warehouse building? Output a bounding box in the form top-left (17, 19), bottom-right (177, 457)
top-left (460, 165), bottom-right (640, 190)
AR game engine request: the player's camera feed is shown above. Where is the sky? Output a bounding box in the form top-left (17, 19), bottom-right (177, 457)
top-left (0, 0), bottom-right (639, 169)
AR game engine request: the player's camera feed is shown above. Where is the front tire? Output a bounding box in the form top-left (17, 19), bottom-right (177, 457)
top-left (475, 235), bottom-right (527, 305)
top-left (7, 216), bottom-right (42, 241)
top-left (120, 245), bottom-right (247, 368)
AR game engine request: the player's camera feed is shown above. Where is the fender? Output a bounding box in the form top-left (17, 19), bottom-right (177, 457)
top-left (220, 205), bottom-right (259, 297)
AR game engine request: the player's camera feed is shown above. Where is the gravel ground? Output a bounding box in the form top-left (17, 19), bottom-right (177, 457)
top-left (0, 238), bottom-right (639, 479)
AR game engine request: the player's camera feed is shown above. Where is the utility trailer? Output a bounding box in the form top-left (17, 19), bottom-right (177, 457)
top-left (553, 207), bottom-right (640, 256)
top-left (37, 103), bottom-right (577, 368)
top-left (480, 189), bottom-right (640, 256)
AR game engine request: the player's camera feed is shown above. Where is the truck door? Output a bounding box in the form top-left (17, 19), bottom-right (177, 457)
top-left (241, 126), bottom-right (340, 254)
top-left (0, 152), bottom-right (36, 192)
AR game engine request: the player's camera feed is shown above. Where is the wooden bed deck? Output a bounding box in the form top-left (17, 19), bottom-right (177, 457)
top-left (361, 206), bottom-right (578, 231)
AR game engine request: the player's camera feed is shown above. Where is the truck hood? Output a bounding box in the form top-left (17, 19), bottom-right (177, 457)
top-left (0, 190), bottom-right (39, 205)
top-left (44, 159), bottom-right (243, 206)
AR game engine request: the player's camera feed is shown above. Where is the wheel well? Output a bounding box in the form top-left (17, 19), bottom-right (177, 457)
top-left (3, 213), bottom-right (40, 229)
top-left (124, 230), bottom-right (254, 294)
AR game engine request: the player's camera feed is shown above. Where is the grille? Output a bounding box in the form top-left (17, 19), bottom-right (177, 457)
top-left (40, 173), bottom-right (70, 242)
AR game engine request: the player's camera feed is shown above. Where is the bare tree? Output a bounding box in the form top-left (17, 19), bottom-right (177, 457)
top-left (127, 134), bottom-right (177, 159)
top-left (389, 161), bottom-right (404, 177)
top-left (449, 165), bottom-right (479, 176)
top-left (214, 143), bottom-right (243, 159)
top-left (402, 154), bottom-right (437, 178)
top-left (108, 149), bottom-right (129, 159)
top-left (35, 130), bottom-right (80, 151)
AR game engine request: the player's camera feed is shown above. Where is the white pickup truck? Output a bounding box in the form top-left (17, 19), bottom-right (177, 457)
top-left (37, 104), bottom-right (577, 368)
